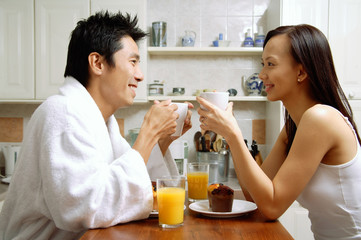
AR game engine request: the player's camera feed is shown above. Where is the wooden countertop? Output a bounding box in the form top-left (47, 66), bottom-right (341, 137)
top-left (81, 204), bottom-right (293, 240)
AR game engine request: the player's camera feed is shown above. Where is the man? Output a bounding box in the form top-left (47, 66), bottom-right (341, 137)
top-left (0, 11), bottom-right (192, 239)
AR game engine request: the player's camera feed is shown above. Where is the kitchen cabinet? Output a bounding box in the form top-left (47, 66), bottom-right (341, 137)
top-left (329, 0), bottom-right (361, 100)
top-left (35, 0), bottom-right (89, 100)
top-left (1, 0), bottom-right (148, 102)
top-left (350, 100), bottom-right (361, 129)
top-left (267, 0), bottom-right (328, 37)
top-left (279, 202), bottom-right (313, 240)
top-left (0, 0), bottom-right (34, 99)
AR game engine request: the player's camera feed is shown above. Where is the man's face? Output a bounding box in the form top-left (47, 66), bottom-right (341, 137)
top-left (99, 36), bottom-right (144, 109)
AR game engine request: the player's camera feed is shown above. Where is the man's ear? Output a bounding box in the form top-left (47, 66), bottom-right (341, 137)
top-left (88, 52), bottom-right (103, 76)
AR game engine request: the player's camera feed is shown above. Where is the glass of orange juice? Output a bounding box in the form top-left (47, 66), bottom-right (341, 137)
top-left (157, 176), bottom-right (186, 228)
top-left (187, 163), bottom-right (209, 202)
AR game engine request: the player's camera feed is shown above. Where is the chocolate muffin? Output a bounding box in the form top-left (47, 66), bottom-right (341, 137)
top-left (207, 183), bottom-right (234, 212)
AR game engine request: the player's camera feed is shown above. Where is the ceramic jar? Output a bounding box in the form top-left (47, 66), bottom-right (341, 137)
top-left (182, 30), bottom-right (196, 47)
top-left (243, 73), bottom-right (264, 96)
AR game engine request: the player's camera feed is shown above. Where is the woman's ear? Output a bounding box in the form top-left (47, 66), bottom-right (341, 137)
top-left (297, 64), bottom-right (308, 83)
top-left (88, 52), bottom-right (103, 76)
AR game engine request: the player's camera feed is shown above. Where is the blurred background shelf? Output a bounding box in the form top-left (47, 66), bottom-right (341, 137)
top-left (147, 96), bottom-right (267, 101)
top-left (147, 47), bottom-right (263, 56)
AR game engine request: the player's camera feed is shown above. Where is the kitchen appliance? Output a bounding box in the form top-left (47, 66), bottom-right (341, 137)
top-left (1, 145), bottom-right (21, 183)
top-left (169, 140), bottom-right (188, 175)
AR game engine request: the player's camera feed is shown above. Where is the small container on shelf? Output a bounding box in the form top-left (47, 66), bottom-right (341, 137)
top-left (148, 80), bottom-right (164, 96)
top-left (243, 29), bottom-right (254, 47)
top-left (255, 26), bottom-right (265, 48)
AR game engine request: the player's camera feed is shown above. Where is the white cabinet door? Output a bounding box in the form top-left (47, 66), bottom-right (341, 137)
top-left (329, 0), bottom-right (361, 100)
top-left (91, 0), bottom-right (148, 102)
top-left (281, 0), bottom-right (329, 37)
top-left (267, 0), bottom-right (328, 37)
top-left (35, 0), bottom-right (89, 100)
top-left (279, 202), bottom-right (313, 240)
top-left (350, 100), bottom-right (361, 130)
top-left (0, 0), bottom-right (34, 99)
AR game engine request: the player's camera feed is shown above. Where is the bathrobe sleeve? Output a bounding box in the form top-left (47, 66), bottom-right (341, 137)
top-left (147, 144), bottom-right (179, 181)
top-left (37, 101), bottom-right (153, 232)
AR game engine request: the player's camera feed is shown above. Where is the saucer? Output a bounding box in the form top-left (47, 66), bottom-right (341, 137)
top-left (189, 200), bottom-right (257, 218)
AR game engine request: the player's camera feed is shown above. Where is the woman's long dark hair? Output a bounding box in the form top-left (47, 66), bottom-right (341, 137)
top-left (264, 24), bottom-right (361, 154)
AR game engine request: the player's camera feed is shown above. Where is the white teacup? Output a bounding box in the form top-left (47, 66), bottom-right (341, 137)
top-left (199, 92), bottom-right (229, 110)
top-left (171, 102), bottom-right (188, 137)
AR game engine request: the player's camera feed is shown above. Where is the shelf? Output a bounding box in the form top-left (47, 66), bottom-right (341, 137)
top-left (147, 47), bottom-right (263, 56)
top-left (147, 96), bottom-right (267, 102)
top-left (0, 99), bottom-right (44, 104)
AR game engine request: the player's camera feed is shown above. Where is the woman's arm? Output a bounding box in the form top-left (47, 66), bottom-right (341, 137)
top-left (241, 127), bottom-right (288, 202)
top-left (197, 98), bottom-right (334, 220)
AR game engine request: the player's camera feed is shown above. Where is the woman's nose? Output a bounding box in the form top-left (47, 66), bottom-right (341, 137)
top-left (258, 70), bottom-right (266, 81)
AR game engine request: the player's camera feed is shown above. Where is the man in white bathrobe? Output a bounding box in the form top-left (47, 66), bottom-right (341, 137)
top-left (0, 11), bottom-right (193, 240)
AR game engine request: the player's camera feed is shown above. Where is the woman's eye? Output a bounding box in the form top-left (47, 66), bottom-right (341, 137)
top-left (261, 62), bottom-right (265, 67)
top-left (267, 62), bottom-right (274, 66)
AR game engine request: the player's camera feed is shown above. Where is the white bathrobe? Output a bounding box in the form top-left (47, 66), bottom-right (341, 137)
top-left (0, 77), bottom-right (178, 240)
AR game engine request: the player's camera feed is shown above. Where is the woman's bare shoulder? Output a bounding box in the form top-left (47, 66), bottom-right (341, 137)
top-left (303, 104), bottom-right (341, 123)
top-left (300, 104), bottom-right (350, 140)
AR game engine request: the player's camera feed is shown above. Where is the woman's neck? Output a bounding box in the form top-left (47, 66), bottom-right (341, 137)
top-left (283, 95), bottom-right (319, 127)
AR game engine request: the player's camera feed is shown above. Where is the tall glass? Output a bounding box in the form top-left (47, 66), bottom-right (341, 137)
top-left (187, 163), bottom-right (209, 202)
top-left (157, 176), bottom-right (186, 228)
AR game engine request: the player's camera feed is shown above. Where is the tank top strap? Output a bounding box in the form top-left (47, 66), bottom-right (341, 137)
top-left (333, 107), bottom-right (360, 146)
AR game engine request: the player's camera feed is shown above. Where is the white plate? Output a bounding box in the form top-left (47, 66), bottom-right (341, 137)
top-left (149, 205), bottom-right (187, 218)
top-left (189, 199), bottom-right (257, 218)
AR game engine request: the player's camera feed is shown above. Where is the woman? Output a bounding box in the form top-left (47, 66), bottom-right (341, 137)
top-left (197, 24), bottom-right (361, 240)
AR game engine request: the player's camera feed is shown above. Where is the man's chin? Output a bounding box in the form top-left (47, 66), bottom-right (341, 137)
top-left (117, 97), bottom-right (134, 109)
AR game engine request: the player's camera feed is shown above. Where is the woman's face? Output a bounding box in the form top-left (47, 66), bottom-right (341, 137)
top-left (259, 34), bottom-right (302, 102)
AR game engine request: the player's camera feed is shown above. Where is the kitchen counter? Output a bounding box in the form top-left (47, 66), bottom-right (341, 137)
top-left (81, 197), bottom-right (291, 240)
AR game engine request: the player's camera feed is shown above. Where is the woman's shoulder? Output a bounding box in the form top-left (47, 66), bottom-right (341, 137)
top-left (301, 104), bottom-right (350, 136)
top-left (303, 104), bottom-right (341, 121)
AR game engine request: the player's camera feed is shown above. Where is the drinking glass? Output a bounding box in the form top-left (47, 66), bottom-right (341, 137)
top-left (187, 163), bottom-right (209, 202)
top-left (157, 176), bottom-right (186, 228)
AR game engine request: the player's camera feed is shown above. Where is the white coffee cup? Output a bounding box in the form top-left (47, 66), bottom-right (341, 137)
top-left (171, 102), bottom-right (188, 137)
top-left (199, 92), bottom-right (229, 110)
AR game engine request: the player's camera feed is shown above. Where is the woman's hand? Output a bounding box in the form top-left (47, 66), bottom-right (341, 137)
top-left (196, 96), bottom-right (240, 140)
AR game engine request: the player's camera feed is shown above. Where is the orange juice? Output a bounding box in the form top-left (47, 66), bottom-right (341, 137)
top-left (187, 172), bottom-right (209, 200)
top-left (157, 187), bottom-right (185, 225)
